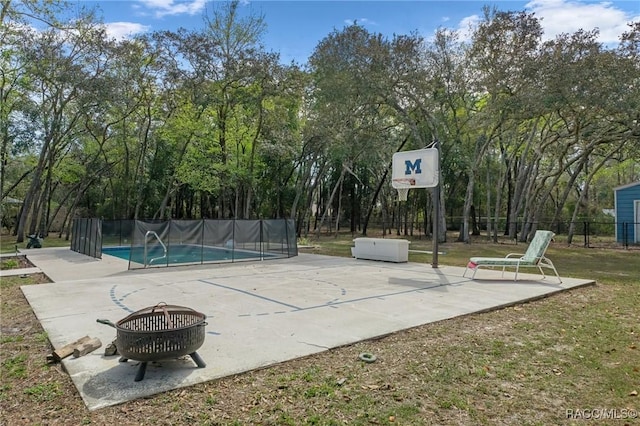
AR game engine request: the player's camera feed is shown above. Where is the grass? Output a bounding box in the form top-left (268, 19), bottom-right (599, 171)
top-left (2, 354), bottom-right (28, 379)
top-left (302, 231), bottom-right (638, 281)
top-left (1, 230), bottom-right (639, 424)
top-left (23, 382), bottom-right (63, 402)
top-left (0, 258), bottom-right (19, 269)
top-left (0, 232), bottom-right (71, 253)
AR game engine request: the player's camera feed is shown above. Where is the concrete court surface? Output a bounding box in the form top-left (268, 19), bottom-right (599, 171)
top-left (18, 247), bottom-right (594, 411)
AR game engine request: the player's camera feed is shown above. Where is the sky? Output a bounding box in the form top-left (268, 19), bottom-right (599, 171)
top-left (77, 0), bottom-right (640, 64)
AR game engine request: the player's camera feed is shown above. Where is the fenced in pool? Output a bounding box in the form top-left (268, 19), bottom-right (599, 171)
top-left (72, 218), bottom-right (297, 269)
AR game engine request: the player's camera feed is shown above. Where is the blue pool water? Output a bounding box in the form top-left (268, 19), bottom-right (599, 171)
top-left (103, 245), bottom-right (271, 266)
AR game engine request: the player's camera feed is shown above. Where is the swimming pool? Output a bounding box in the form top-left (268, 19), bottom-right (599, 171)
top-left (103, 244), bottom-right (275, 267)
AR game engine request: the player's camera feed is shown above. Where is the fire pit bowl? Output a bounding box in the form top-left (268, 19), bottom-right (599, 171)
top-left (98, 303), bottom-right (207, 381)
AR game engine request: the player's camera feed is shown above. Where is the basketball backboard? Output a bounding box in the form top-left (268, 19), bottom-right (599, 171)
top-left (392, 148), bottom-right (439, 189)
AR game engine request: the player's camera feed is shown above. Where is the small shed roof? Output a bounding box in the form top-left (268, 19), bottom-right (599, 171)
top-left (614, 181), bottom-right (640, 191)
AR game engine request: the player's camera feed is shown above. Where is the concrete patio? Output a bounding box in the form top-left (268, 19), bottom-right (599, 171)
top-left (16, 247), bottom-right (594, 411)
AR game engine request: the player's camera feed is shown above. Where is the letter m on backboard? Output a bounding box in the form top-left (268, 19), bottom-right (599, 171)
top-left (404, 159), bottom-right (422, 175)
top-left (392, 148), bottom-right (439, 189)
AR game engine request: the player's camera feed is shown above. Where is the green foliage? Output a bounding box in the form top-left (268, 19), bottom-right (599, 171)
top-left (2, 0), bottom-right (638, 239)
top-left (0, 335), bottom-right (24, 344)
top-left (3, 355), bottom-right (28, 378)
top-left (23, 382), bottom-right (63, 402)
top-left (0, 259), bottom-right (19, 269)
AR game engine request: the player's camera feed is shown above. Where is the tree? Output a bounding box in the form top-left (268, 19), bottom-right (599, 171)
top-left (14, 14), bottom-right (113, 242)
top-left (150, 1), bottom-right (283, 219)
top-left (0, 0), bottom-right (66, 227)
top-left (308, 24), bottom-right (400, 238)
top-left (466, 9), bottom-right (544, 241)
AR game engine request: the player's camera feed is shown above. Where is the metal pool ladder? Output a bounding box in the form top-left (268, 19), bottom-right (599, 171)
top-left (144, 231), bottom-right (167, 267)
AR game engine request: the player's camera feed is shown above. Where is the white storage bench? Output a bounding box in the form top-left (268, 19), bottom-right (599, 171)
top-left (351, 238), bottom-right (410, 263)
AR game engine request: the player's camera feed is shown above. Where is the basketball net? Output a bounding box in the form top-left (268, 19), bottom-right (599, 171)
top-left (392, 178), bottom-right (415, 202)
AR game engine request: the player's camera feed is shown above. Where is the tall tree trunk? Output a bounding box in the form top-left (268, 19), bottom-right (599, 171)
top-left (457, 172), bottom-right (475, 243)
top-left (315, 168), bottom-right (346, 240)
top-left (567, 145), bottom-right (622, 244)
top-left (334, 177), bottom-right (344, 238)
top-left (363, 136), bottom-right (409, 236)
top-left (458, 134), bottom-right (492, 243)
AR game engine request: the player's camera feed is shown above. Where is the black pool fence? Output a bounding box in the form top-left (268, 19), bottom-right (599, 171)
top-left (71, 218), bottom-right (298, 269)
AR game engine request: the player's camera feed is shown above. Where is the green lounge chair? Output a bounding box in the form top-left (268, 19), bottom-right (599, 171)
top-left (463, 230), bottom-right (562, 283)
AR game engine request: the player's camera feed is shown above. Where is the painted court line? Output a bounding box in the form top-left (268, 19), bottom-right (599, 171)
top-left (199, 277), bottom-right (457, 315)
top-left (199, 279), bottom-right (304, 310)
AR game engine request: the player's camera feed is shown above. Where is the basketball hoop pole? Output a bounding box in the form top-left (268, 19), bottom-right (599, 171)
top-left (431, 140), bottom-right (440, 268)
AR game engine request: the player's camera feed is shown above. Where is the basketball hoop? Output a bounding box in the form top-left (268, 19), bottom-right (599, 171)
top-left (392, 178), bottom-right (415, 202)
top-left (391, 147), bottom-right (440, 268)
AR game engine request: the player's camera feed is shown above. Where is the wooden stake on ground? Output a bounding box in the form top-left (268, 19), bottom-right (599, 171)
top-left (73, 337), bottom-right (102, 358)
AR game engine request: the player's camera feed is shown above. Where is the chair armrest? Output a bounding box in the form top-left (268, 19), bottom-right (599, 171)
top-left (505, 253), bottom-right (525, 259)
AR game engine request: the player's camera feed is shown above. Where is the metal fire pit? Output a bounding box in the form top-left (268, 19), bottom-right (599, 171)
top-left (98, 303), bottom-right (207, 381)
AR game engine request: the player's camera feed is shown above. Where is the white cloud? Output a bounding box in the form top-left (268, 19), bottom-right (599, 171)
top-left (525, 0), bottom-right (636, 43)
top-left (344, 18), bottom-right (377, 27)
top-left (138, 0), bottom-right (207, 18)
top-left (451, 0), bottom-right (638, 45)
top-left (455, 14), bottom-right (481, 42)
top-left (104, 22), bottom-right (151, 40)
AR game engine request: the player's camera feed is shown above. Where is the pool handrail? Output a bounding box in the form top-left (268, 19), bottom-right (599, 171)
top-left (144, 231), bottom-right (167, 267)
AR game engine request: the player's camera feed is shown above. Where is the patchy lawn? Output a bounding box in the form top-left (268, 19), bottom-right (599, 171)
top-left (1, 236), bottom-right (639, 425)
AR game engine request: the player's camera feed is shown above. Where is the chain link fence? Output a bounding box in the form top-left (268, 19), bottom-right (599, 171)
top-left (308, 216), bottom-right (639, 250)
